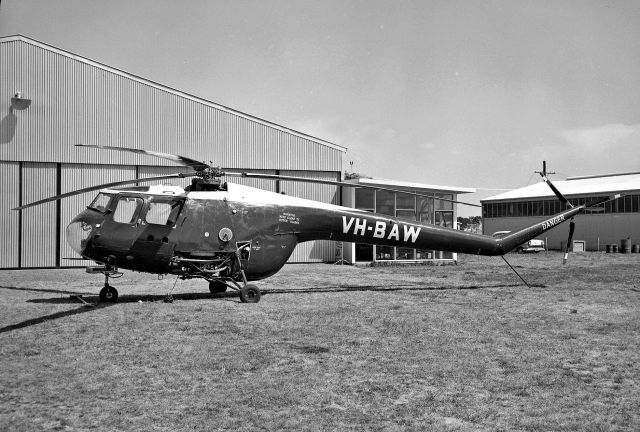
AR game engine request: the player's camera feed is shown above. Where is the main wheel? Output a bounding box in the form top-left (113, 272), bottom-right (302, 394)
top-left (99, 285), bottom-right (118, 303)
top-left (240, 284), bottom-right (261, 303)
top-left (209, 280), bottom-right (228, 294)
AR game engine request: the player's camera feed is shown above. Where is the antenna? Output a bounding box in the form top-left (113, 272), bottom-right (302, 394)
top-left (535, 161), bottom-right (556, 177)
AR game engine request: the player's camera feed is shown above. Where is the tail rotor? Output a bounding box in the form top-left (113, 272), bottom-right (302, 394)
top-left (540, 172), bottom-right (624, 265)
top-left (540, 173), bottom-right (578, 265)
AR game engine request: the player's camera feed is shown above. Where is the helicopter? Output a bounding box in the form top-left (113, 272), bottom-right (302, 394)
top-left (14, 145), bottom-right (613, 303)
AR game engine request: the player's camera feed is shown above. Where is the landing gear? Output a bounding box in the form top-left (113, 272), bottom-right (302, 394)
top-left (240, 284), bottom-right (261, 303)
top-left (99, 285), bottom-right (119, 302)
top-left (203, 245), bottom-right (261, 302)
top-left (206, 278), bottom-right (261, 302)
top-left (175, 245), bottom-right (262, 303)
top-left (87, 265), bottom-right (123, 303)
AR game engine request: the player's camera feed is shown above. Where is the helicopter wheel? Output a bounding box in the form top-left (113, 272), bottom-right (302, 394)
top-left (209, 280), bottom-right (228, 294)
top-left (240, 284), bottom-right (261, 303)
top-left (99, 285), bottom-right (119, 303)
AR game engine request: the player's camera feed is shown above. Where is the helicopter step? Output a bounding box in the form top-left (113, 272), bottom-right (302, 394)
top-left (86, 265), bottom-right (110, 274)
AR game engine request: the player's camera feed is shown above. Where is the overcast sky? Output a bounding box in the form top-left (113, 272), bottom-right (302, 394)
top-left (2, 0), bottom-right (639, 216)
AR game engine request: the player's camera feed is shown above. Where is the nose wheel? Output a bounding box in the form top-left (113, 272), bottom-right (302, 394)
top-left (91, 267), bottom-right (122, 303)
top-left (99, 284), bottom-right (119, 302)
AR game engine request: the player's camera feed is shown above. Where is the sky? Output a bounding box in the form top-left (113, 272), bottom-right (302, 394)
top-left (1, 0), bottom-right (639, 216)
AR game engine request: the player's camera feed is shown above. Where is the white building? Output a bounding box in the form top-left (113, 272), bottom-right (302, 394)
top-left (482, 172), bottom-right (640, 251)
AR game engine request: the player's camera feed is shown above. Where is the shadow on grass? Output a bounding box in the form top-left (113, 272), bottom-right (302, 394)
top-left (1, 282), bottom-right (533, 333)
top-left (0, 285), bottom-right (93, 296)
top-left (265, 282), bottom-right (536, 295)
top-left (0, 302), bottom-right (116, 334)
top-left (26, 291), bottom-right (240, 305)
top-left (1, 292), bottom-right (241, 334)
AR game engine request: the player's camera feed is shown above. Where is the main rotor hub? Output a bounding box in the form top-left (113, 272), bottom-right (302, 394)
top-left (196, 166), bottom-right (224, 182)
top-left (189, 166), bottom-right (225, 191)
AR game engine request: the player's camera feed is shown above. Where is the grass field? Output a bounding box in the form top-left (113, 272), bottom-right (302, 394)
top-left (1, 252), bottom-right (639, 431)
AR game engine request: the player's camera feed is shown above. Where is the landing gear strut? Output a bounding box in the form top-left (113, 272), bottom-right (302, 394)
top-left (234, 246), bottom-right (261, 303)
top-left (88, 266), bottom-right (122, 303)
top-left (206, 246), bottom-right (261, 303)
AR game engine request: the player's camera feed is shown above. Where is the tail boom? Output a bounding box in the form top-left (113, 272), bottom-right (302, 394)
top-left (496, 206), bottom-right (583, 255)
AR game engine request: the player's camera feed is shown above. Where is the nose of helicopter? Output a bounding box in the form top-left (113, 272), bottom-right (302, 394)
top-left (66, 214), bottom-right (97, 256)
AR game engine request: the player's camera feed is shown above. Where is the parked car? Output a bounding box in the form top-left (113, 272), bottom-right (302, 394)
top-left (492, 231), bottom-right (546, 253)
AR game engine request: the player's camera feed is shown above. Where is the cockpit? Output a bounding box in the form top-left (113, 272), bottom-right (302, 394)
top-left (66, 186), bottom-right (186, 257)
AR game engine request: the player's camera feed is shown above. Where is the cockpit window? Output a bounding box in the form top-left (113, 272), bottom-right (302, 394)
top-left (113, 197), bottom-right (143, 224)
top-left (88, 193), bottom-right (113, 213)
top-left (145, 201), bottom-right (183, 226)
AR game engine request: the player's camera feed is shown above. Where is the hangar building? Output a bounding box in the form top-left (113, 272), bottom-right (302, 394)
top-left (0, 35), bottom-right (345, 269)
top-left (482, 172), bottom-right (640, 251)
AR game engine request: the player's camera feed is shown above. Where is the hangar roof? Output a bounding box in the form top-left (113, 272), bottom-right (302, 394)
top-left (346, 177), bottom-right (476, 194)
top-left (482, 172), bottom-right (640, 202)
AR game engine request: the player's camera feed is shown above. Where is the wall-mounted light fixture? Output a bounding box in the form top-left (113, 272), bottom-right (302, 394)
top-left (11, 91), bottom-right (31, 110)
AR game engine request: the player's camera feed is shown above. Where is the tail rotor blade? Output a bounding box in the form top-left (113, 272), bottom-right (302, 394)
top-left (563, 219), bottom-right (576, 264)
top-left (540, 173), bottom-right (573, 208)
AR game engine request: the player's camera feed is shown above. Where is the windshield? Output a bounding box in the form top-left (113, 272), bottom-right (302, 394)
top-left (88, 193), bottom-right (113, 213)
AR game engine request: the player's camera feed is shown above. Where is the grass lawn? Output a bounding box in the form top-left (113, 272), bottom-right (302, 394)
top-left (1, 252), bottom-right (639, 431)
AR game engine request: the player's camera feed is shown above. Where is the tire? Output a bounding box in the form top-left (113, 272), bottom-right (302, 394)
top-left (240, 284), bottom-right (261, 303)
top-left (209, 280), bottom-right (228, 293)
top-left (99, 285), bottom-right (118, 303)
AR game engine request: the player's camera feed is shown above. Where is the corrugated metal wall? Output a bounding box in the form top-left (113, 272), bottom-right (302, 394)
top-left (20, 163), bottom-right (57, 267)
top-left (59, 164), bottom-right (137, 266)
top-left (0, 38), bottom-right (344, 172)
top-left (1, 36), bottom-right (345, 268)
top-left (0, 162), bottom-right (20, 268)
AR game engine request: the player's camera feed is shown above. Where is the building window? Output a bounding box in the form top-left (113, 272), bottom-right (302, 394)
top-left (376, 245), bottom-right (394, 260)
top-left (355, 188), bottom-right (374, 210)
top-left (483, 194), bottom-right (640, 218)
top-left (397, 247), bottom-right (415, 260)
top-left (352, 188), bottom-right (455, 262)
top-left (355, 243), bottom-right (373, 261)
top-left (417, 196), bottom-right (434, 224)
top-left (376, 190), bottom-right (395, 216)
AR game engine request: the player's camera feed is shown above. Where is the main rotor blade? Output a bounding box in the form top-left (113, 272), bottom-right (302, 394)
top-left (13, 173), bottom-right (190, 211)
top-left (226, 172), bottom-right (481, 208)
top-left (76, 144), bottom-right (211, 172)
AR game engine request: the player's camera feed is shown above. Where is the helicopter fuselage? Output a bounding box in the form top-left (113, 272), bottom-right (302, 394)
top-left (66, 182), bottom-right (584, 283)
